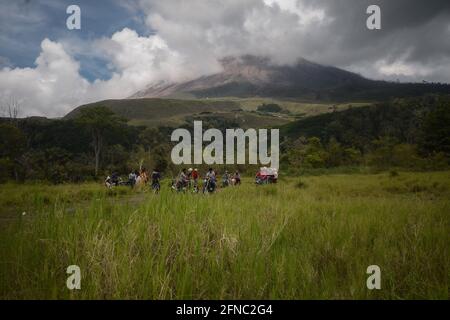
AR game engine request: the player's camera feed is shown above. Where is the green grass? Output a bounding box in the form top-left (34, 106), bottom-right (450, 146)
top-left (0, 171), bottom-right (449, 299)
top-left (66, 97), bottom-right (372, 128)
top-left (210, 97), bottom-right (373, 116)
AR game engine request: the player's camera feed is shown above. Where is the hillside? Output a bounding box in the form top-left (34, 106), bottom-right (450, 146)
top-left (279, 95), bottom-right (450, 154)
top-left (131, 55), bottom-right (450, 101)
top-left (65, 97), bottom-right (298, 128)
top-left (65, 97), bottom-right (365, 129)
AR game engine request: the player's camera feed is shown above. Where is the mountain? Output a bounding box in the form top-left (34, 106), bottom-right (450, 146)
top-left (130, 55), bottom-right (450, 101)
top-left (65, 56), bottom-right (450, 130)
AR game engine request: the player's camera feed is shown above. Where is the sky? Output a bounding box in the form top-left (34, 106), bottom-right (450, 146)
top-left (0, 0), bottom-right (449, 117)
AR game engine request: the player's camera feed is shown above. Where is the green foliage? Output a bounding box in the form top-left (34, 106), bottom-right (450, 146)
top-left (76, 106), bottom-right (127, 176)
top-left (0, 123), bottom-right (26, 159)
top-left (103, 144), bottom-right (130, 174)
top-left (256, 103), bottom-right (283, 113)
top-left (0, 124), bottom-right (26, 182)
top-left (421, 97), bottom-right (450, 156)
top-left (366, 136), bottom-right (399, 169)
top-left (1, 94), bottom-right (449, 183)
top-left (281, 95), bottom-right (448, 150)
top-left (75, 106), bottom-right (125, 128)
top-left (281, 95), bottom-right (450, 172)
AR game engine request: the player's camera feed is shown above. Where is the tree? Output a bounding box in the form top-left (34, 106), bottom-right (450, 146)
top-left (257, 103), bottom-right (283, 113)
top-left (139, 127), bottom-right (167, 150)
top-left (304, 137), bottom-right (329, 168)
top-left (366, 136), bottom-right (398, 169)
top-left (327, 138), bottom-right (344, 167)
top-left (151, 145), bottom-right (169, 173)
top-left (0, 124), bottom-right (26, 181)
top-left (421, 99), bottom-right (450, 156)
top-left (0, 96), bottom-right (21, 125)
top-left (76, 106), bottom-right (125, 176)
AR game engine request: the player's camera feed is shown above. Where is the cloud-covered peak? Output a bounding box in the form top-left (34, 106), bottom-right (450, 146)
top-left (0, 0), bottom-right (449, 117)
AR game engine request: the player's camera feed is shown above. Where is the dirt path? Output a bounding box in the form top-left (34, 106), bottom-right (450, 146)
top-left (0, 191), bottom-right (150, 227)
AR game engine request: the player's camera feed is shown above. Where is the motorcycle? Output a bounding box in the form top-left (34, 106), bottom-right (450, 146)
top-left (151, 181), bottom-right (161, 194)
top-left (203, 178), bottom-right (216, 194)
top-left (171, 179), bottom-right (188, 192)
top-left (222, 177), bottom-right (230, 188)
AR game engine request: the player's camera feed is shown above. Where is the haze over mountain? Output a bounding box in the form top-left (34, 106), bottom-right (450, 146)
top-left (64, 55), bottom-right (450, 129)
top-left (130, 56), bottom-right (450, 101)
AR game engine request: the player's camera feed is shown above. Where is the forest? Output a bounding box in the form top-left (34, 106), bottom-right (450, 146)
top-left (1, 94), bottom-right (449, 183)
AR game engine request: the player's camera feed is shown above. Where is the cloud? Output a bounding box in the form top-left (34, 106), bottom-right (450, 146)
top-left (0, 0), bottom-right (449, 117)
top-left (0, 29), bottom-right (193, 117)
top-left (263, 0), bottom-right (331, 26)
top-left (0, 39), bottom-right (89, 117)
top-left (141, 0), bottom-right (310, 65)
top-left (136, 0), bottom-right (450, 79)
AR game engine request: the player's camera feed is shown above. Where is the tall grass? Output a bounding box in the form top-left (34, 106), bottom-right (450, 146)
top-left (0, 172), bottom-right (449, 299)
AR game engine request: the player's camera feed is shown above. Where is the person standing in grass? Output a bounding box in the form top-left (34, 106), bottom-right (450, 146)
top-left (192, 168), bottom-right (199, 191)
top-left (140, 168), bottom-right (148, 184)
top-left (178, 168), bottom-right (189, 189)
top-left (234, 171), bottom-right (241, 185)
top-left (187, 168), bottom-right (193, 188)
top-left (128, 171), bottom-right (137, 187)
top-left (151, 168), bottom-right (161, 193)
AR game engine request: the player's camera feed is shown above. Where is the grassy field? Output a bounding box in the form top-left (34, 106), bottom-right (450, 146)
top-left (223, 97), bottom-right (372, 115)
top-left (66, 97), bottom-right (372, 128)
top-left (0, 171), bottom-right (448, 299)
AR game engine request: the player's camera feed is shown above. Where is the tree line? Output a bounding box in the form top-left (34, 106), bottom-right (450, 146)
top-left (280, 94), bottom-right (450, 172)
top-left (0, 94), bottom-right (449, 183)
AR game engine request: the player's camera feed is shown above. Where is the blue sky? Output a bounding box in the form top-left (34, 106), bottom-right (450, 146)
top-left (0, 0), bottom-right (150, 81)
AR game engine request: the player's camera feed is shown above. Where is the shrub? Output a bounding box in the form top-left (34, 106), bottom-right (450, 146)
top-left (257, 103), bottom-right (283, 113)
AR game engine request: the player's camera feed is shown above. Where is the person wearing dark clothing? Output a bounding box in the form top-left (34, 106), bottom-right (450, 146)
top-left (151, 169), bottom-right (161, 193)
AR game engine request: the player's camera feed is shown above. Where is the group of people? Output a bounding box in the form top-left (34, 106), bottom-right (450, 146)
top-left (173, 168), bottom-right (241, 193)
top-left (105, 168), bottom-right (160, 190)
top-left (105, 167), bottom-right (241, 194)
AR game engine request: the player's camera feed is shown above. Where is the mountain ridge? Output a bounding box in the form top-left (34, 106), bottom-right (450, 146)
top-left (129, 55), bottom-right (450, 101)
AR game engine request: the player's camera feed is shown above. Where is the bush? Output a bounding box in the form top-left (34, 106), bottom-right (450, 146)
top-left (257, 103), bottom-right (283, 113)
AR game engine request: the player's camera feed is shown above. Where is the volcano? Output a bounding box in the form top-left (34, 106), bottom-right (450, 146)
top-left (130, 55), bottom-right (450, 101)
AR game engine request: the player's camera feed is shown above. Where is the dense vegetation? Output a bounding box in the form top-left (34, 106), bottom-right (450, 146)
top-left (280, 95), bottom-right (450, 172)
top-left (256, 103), bottom-right (283, 113)
top-left (192, 79), bottom-right (450, 102)
top-left (1, 95), bottom-right (449, 183)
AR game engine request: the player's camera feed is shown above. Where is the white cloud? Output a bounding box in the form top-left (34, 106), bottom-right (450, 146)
top-left (377, 60), bottom-right (431, 78)
top-left (345, 50), bottom-right (450, 83)
top-left (141, 0), bottom-right (318, 66)
top-left (0, 0), bottom-right (448, 117)
top-left (263, 0), bottom-right (330, 26)
top-left (2, 0), bottom-right (318, 117)
top-left (0, 39), bottom-right (89, 117)
top-left (0, 29), bottom-right (193, 117)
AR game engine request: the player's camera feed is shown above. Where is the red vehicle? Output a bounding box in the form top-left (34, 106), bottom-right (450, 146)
top-left (255, 167), bottom-right (278, 184)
